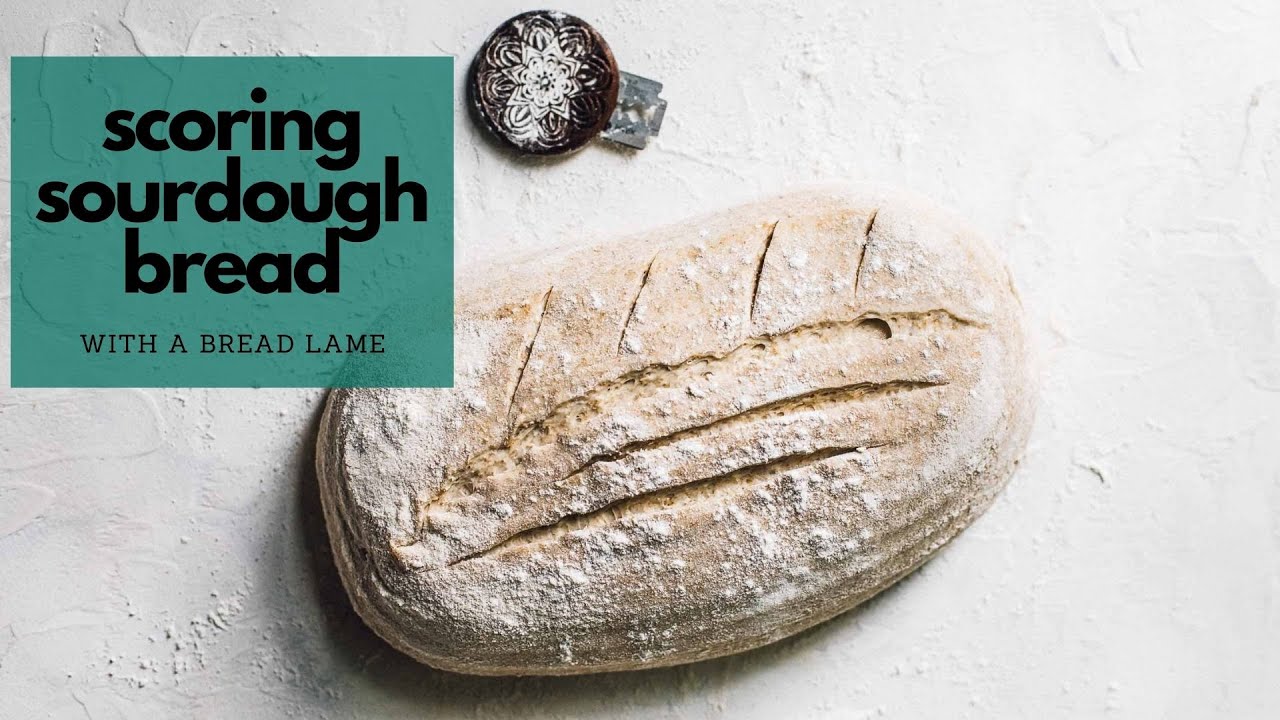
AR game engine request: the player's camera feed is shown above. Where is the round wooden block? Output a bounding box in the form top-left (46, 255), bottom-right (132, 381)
top-left (469, 10), bottom-right (621, 155)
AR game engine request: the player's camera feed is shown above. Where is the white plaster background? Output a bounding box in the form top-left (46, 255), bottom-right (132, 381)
top-left (1, 0), bottom-right (1278, 717)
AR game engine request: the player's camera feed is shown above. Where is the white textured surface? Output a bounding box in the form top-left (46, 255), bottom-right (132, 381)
top-left (1, 0), bottom-right (1278, 717)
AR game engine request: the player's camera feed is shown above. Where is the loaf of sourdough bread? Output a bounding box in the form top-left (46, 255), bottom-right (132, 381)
top-left (316, 187), bottom-right (1034, 675)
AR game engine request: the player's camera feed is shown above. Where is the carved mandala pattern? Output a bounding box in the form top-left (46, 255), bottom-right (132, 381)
top-left (471, 11), bottom-right (619, 154)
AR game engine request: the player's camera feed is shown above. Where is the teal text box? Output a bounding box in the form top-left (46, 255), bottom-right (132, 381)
top-left (10, 57), bottom-right (453, 388)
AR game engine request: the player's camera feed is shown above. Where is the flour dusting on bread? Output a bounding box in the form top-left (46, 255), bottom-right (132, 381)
top-left (316, 187), bottom-right (1034, 675)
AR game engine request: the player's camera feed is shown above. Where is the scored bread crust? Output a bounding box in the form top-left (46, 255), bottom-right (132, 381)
top-left (316, 186), bottom-right (1035, 675)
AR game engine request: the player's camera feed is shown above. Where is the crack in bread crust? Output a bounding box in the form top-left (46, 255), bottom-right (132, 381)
top-left (438, 379), bottom-right (947, 568)
top-left (579, 379), bottom-right (943, 472)
top-left (444, 310), bottom-right (976, 484)
top-left (447, 445), bottom-right (880, 567)
top-left (406, 309), bottom-right (981, 565)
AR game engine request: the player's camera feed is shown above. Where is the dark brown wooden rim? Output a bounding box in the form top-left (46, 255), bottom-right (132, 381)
top-left (468, 10), bottom-right (621, 155)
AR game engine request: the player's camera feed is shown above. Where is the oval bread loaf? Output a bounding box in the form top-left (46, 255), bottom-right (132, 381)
top-left (316, 187), bottom-right (1034, 675)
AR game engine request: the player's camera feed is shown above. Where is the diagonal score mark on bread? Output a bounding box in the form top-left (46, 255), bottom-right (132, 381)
top-left (505, 287), bottom-right (553, 433)
top-left (747, 220), bottom-right (780, 323)
top-left (617, 254), bottom-right (659, 355)
top-left (852, 209), bottom-right (878, 301)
